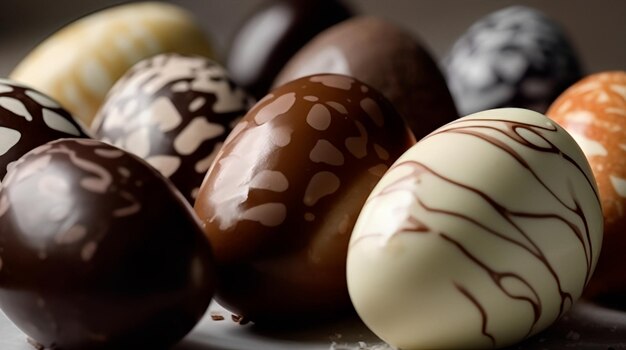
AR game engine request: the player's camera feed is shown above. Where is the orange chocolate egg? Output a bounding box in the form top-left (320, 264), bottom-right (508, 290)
top-left (547, 71), bottom-right (626, 302)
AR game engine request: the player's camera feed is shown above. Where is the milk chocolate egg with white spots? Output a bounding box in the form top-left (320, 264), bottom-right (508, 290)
top-left (194, 74), bottom-right (415, 323)
top-left (548, 71), bottom-right (626, 303)
top-left (347, 108), bottom-right (602, 349)
top-left (93, 54), bottom-right (252, 203)
top-left (0, 78), bottom-right (89, 180)
top-left (0, 139), bottom-right (214, 349)
top-left (274, 16), bottom-right (458, 141)
top-left (443, 6), bottom-right (582, 115)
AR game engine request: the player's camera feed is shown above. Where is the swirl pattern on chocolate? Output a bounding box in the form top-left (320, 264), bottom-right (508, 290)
top-left (94, 54), bottom-right (252, 203)
top-left (0, 138), bottom-right (214, 349)
top-left (347, 108), bottom-right (603, 349)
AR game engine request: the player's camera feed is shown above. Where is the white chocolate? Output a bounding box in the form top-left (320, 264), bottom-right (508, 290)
top-left (10, 2), bottom-right (213, 126)
top-left (347, 108), bottom-right (603, 349)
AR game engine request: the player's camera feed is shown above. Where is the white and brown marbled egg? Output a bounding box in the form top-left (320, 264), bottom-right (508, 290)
top-left (548, 71), bottom-right (626, 301)
top-left (194, 74), bottom-right (415, 323)
top-left (93, 53), bottom-right (252, 203)
top-left (0, 78), bottom-right (88, 180)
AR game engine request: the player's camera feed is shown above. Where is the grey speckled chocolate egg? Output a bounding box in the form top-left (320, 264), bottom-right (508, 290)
top-left (443, 6), bottom-right (582, 116)
top-left (93, 53), bottom-right (253, 203)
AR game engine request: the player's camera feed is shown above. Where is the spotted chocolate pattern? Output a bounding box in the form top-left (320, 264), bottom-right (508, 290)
top-left (0, 138), bottom-right (214, 349)
top-left (347, 108), bottom-right (603, 349)
top-left (443, 6), bottom-right (582, 116)
top-left (194, 74), bottom-right (415, 323)
top-left (548, 71), bottom-right (626, 301)
top-left (93, 53), bottom-right (252, 203)
top-left (0, 79), bottom-right (88, 181)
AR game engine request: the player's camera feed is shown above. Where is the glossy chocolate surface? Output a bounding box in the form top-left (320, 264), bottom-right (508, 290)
top-left (274, 16), bottom-right (458, 141)
top-left (0, 139), bottom-right (214, 349)
top-left (443, 6), bottom-right (583, 116)
top-left (548, 71), bottom-right (626, 303)
top-left (194, 74), bottom-right (415, 323)
top-left (226, 0), bottom-right (351, 99)
top-left (94, 53), bottom-right (252, 203)
top-left (0, 79), bottom-right (88, 180)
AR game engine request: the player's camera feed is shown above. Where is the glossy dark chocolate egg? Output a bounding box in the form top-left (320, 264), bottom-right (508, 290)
top-left (0, 79), bottom-right (88, 180)
top-left (443, 6), bottom-right (583, 116)
top-left (194, 74), bottom-right (415, 323)
top-left (274, 16), bottom-right (459, 141)
top-left (226, 0), bottom-right (351, 99)
top-left (93, 53), bottom-right (252, 203)
top-left (0, 139), bottom-right (214, 349)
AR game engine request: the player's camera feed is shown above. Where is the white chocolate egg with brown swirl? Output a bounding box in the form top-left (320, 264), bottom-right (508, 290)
top-left (347, 108), bottom-right (603, 349)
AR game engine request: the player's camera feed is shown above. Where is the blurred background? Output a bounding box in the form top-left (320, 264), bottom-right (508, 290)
top-left (0, 0), bottom-right (624, 78)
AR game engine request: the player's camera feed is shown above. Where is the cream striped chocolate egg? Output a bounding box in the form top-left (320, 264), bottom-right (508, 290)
top-left (194, 74), bottom-right (415, 323)
top-left (0, 78), bottom-right (88, 180)
top-left (347, 108), bottom-right (602, 349)
top-left (10, 2), bottom-right (213, 126)
top-left (93, 54), bottom-right (252, 203)
top-left (548, 71), bottom-right (626, 300)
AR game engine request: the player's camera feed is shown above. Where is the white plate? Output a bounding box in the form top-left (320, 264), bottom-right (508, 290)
top-left (2, 300), bottom-right (625, 349)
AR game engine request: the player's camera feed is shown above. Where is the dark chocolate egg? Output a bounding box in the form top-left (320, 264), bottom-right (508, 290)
top-left (93, 54), bottom-right (252, 203)
top-left (226, 0), bottom-right (351, 99)
top-left (0, 139), bottom-right (214, 349)
top-left (0, 79), bottom-right (88, 180)
top-left (194, 74), bottom-right (415, 323)
top-left (443, 6), bottom-right (583, 115)
top-left (274, 16), bottom-right (458, 141)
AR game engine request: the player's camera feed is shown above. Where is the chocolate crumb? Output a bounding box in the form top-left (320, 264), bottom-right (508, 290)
top-left (211, 314), bottom-right (224, 321)
top-left (231, 314), bottom-right (249, 325)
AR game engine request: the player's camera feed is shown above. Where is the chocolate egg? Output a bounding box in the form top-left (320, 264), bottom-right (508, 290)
top-left (0, 139), bottom-right (214, 349)
top-left (547, 71), bottom-right (626, 303)
top-left (194, 74), bottom-right (415, 323)
top-left (443, 6), bottom-right (582, 116)
top-left (347, 108), bottom-right (603, 349)
top-left (10, 2), bottom-right (214, 126)
top-left (274, 16), bottom-right (458, 141)
top-left (93, 53), bottom-right (252, 203)
top-left (0, 78), bottom-right (88, 180)
top-left (226, 0), bottom-right (351, 99)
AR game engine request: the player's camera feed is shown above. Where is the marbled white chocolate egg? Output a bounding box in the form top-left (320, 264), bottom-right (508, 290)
top-left (443, 6), bottom-right (582, 116)
top-left (93, 54), bottom-right (252, 203)
top-left (194, 74), bottom-right (415, 323)
top-left (0, 78), bottom-right (88, 180)
top-left (347, 108), bottom-right (603, 349)
top-left (548, 71), bottom-right (626, 303)
top-left (0, 139), bottom-right (214, 350)
top-left (11, 2), bottom-right (214, 126)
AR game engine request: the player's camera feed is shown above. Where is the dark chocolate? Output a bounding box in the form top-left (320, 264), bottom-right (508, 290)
top-left (93, 53), bottom-right (252, 203)
top-left (0, 79), bottom-right (89, 180)
top-left (0, 139), bottom-right (214, 350)
top-left (226, 0), bottom-right (351, 99)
